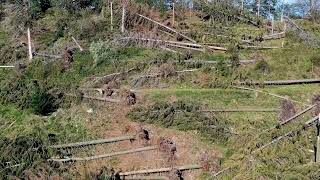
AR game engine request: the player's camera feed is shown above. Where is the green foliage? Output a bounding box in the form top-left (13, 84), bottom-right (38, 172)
top-left (90, 41), bottom-right (121, 68)
top-left (30, 87), bottom-right (60, 116)
top-left (227, 44), bottom-right (240, 68)
top-left (310, 53), bottom-right (320, 67)
top-left (0, 133), bottom-right (51, 178)
top-left (30, 0), bottom-right (51, 19)
top-left (128, 101), bottom-right (231, 143)
top-left (0, 4), bottom-right (5, 21)
top-left (216, 60), bottom-right (232, 77)
top-left (52, 0), bottom-right (103, 14)
top-left (254, 60), bottom-right (271, 74)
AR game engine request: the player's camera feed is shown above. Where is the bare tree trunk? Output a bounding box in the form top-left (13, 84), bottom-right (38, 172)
top-left (121, 3), bottom-right (125, 33)
top-left (257, 0), bottom-right (260, 18)
top-left (27, 28), bottom-right (33, 61)
top-left (316, 114), bottom-right (320, 162)
top-left (110, 1), bottom-right (113, 31)
top-left (172, 2), bottom-right (175, 27)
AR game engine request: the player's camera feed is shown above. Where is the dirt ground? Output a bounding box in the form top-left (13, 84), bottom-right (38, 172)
top-left (63, 99), bottom-right (222, 179)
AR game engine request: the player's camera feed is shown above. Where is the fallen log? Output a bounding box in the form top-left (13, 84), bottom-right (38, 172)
top-left (65, 93), bottom-right (121, 103)
top-left (232, 86), bottom-right (310, 107)
top-left (166, 43), bottom-right (205, 52)
top-left (123, 176), bottom-right (169, 180)
top-left (49, 146), bottom-right (158, 162)
top-left (263, 32), bottom-right (285, 40)
top-left (71, 36), bottom-right (84, 52)
top-left (213, 167), bottom-right (232, 177)
top-left (119, 164), bottom-right (202, 176)
top-left (240, 79), bottom-right (320, 86)
top-left (136, 13), bottom-right (196, 43)
top-left (33, 52), bottom-right (62, 59)
top-left (243, 45), bottom-right (282, 50)
top-left (120, 37), bottom-right (227, 51)
top-left (87, 68), bottom-right (136, 87)
top-left (50, 135), bottom-right (135, 149)
top-left (176, 69), bottom-right (199, 73)
top-left (0, 65), bottom-right (15, 68)
top-left (202, 108), bottom-right (279, 113)
top-left (82, 95), bottom-right (121, 103)
top-left (135, 69), bottom-right (199, 82)
top-left (177, 59), bottom-right (257, 65)
top-left (160, 46), bottom-right (179, 54)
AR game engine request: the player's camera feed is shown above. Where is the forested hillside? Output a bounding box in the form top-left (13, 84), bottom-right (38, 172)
top-left (1, 0), bottom-right (320, 179)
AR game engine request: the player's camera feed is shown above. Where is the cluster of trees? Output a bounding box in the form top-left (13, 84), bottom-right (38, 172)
top-left (284, 0), bottom-right (320, 21)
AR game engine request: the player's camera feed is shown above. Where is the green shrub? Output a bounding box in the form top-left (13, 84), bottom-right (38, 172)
top-left (90, 41), bottom-right (120, 68)
top-left (254, 60), bottom-right (271, 74)
top-left (0, 132), bottom-right (51, 178)
top-left (30, 0), bottom-right (51, 19)
top-left (310, 53), bottom-right (320, 67)
top-left (52, 0), bottom-right (103, 14)
top-left (127, 101), bottom-right (231, 143)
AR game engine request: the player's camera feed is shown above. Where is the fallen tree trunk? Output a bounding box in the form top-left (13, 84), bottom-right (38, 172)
top-left (86, 68), bottom-right (136, 87)
top-left (119, 164), bottom-right (202, 176)
top-left (120, 37), bottom-right (227, 51)
top-left (177, 59), bottom-right (257, 65)
top-left (50, 135), bottom-right (135, 149)
top-left (166, 43), bottom-right (205, 52)
top-left (263, 32), bottom-right (285, 40)
top-left (240, 79), bottom-right (320, 86)
top-left (82, 95), bottom-right (121, 103)
top-left (0, 65), bottom-right (15, 68)
top-left (123, 176), bottom-right (169, 180)
top-left (213, 167), bottom-right (232, 178)
top-left (49, 146), bottom-right (158, 162)
top-left (72, 36), bottom-right (84, 52)
top-left (135, 69), bottom-right (199, 82)
top-left (65, 93), bottom-right (121, 103)
top-left (34, 52), bottom-right (62, 59)
top-left (136, 13), bottom-right (196, 43)
top-left (232, 86), bottom-right (310, 107)
top-left (202, 109), bottom-right (279, 113)
top-left (243, 45), bottom-right (282, 50)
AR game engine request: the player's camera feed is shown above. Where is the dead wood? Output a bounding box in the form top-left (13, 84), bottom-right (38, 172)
top-left (33, 52), bottom-right (62, 59)
top-left (71, 36), bottom-right (84, 52)
top-left (242, 45), bottom-right (282, 50)
top-left (65, 93), bottom-right (121, 103)
top-left (213, 167), bottom-right (232, 177)
top-left (120, 37), bottom-right (227, 51)
top-left (202, 109), bottom-right (279, 113)
top-left (50, 135), bottom-right (135, 149)
top-left (263, 32), bottom-right (285, 40)
top-left (85, 68), bottom-right (136, 88)
top-left (119, 165), bottom-right (202, 176)
top-left (49, 146), bottom-right (158, 163)
top-left (312, 95), bottom-right (320, 117)
top-left (0, 65), bottom-right (15, 68)
top-left (279, 99), bottom-right (296, 123)
top-left (158, 137), bottom-right (177, 163)
top-left (123, 176), bottom-right (169, 180)
top-left (240, 79), bottom-right (320, 86)
top-left (136, 13), bottom-right (196, 43)
top-left (232, 86), bottom-right (310, 107)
